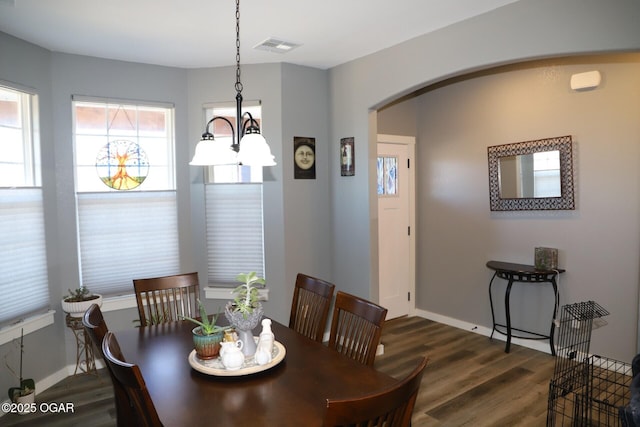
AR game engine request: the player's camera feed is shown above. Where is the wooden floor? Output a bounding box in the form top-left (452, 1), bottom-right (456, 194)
top-left (1, 316), bottom-right (556, 426)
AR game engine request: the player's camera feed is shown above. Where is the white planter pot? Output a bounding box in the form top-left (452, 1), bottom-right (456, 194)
top-left (61, 294), bottom-right (103, 318)
top-left (14, 391), bottom-right (35, 415)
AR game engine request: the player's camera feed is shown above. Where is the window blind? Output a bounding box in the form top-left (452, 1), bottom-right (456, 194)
top-left (0, 188), bottom-right (50, 326)
top-left (205, 184), bottom-right (265, 284)
top-left (77, 190), bottom-right (179, 296)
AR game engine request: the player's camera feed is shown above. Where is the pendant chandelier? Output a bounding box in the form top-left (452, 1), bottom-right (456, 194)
top-left (190, 0), bottom-right (276, 167)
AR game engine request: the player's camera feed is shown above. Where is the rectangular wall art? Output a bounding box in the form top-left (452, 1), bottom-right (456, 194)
top-left (340, 137), bottom-right (354, 176)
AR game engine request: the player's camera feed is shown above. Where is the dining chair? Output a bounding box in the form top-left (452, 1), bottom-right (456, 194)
top-left (133, 272), bottom-right (200, 326)
top-left (327, 291), bottom-right (388, 366)
top-left (289, 273), bottom-right (336, 342)
top-left (323, 356), bottom-right (428, 427)
top-left (82, 304), bottom-right (137, 427)
top-left (102, 331), bottom-right (163, 427)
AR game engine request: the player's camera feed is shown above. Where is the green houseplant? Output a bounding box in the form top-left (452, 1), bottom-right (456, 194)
top-left (61, 286), bottom-right (102, 318)
top-left (224, 272), bottom-right (266, 357)
top-left (181, 299), bottom-right (225, 360)
top-left (230, 272), bottom-right (266, 318)
top-left (6, 329), bottom-right (35, 413)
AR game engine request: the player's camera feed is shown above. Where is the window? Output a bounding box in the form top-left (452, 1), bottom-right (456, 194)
top-left (533, 150), bottom-right (561, 197)
top-left (73, 98), bottom-right (179, 297)
top-left (204, 103), bottom-right (265, 284)
top-left (0, 84), bottom-right (50, 327)
top-left (377, 156), bottom-right (398, 196)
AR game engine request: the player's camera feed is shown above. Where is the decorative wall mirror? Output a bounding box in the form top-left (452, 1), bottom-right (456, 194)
top-left (488, 135), bottom-right (575, 211)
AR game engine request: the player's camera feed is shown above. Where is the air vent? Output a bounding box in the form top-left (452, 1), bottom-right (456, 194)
top-left (254, 38), bottom-right (301, 54)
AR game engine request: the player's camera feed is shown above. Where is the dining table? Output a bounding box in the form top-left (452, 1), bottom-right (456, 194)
top-left (113, 317), bottom-right (398, 426)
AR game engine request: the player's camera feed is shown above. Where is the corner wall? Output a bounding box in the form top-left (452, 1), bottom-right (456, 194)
top-left (329, 0), bottom-right (640, 360)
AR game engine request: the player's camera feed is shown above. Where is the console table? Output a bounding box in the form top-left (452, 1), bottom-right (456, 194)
top-left (487, 260), bottom-right (564, 355)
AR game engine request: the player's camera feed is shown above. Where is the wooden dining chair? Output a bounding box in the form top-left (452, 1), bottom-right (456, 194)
top-left (328, 291), bottom-right (388, 366)
top-left (82, 304), bottom-right (137, 427)
top-left (289, 273), bottom-right (336, 342)
top-left (102, 331), bottom-right (163, 427)
top-left (133, 272), bottom-right (200, 326)
top-left (323, 356), bottom-right (428, 427)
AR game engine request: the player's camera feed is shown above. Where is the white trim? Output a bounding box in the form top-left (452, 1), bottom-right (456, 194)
top-left (100, 294), bottom-right (138, 312)
top-left (204, 286), bottom-right (269, 301)
top-left (0, 310), bottom-right (55, 346)
top-left (377, 134), bottom-right (416, 145)
top-left (413, 308), bottom-right (552, 354)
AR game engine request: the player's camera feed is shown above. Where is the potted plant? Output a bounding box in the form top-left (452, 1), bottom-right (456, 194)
top-left (181, 299), bottom-right (225, 360)
top-left (61, 286), bottom-right (102, 318)
top-left (6, 329), bottom-right (35, 414)
top-left (224, 272), bottom-right (266, 357)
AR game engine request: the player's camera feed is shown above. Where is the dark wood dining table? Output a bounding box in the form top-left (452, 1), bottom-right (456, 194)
top-left (114, 318), bottom-right (397, 426)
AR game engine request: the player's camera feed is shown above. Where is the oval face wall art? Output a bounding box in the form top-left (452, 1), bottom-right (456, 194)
top-left (294, 136), bottom-right (316, 179)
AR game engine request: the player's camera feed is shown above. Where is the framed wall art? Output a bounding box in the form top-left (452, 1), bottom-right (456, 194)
top-left (340, 137), bottom-right (354, 176)
top-left (294, 136), bottom-right (316, 179)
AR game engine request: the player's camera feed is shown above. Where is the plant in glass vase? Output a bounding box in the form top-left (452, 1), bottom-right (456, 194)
top-left (224, 272), bottom-right (266, 357)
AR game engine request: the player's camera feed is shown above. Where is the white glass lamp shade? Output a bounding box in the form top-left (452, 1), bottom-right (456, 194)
top-left (237, 133), bottom-right (277, 166)
top-left (190, 137), bottom-right (237, 166)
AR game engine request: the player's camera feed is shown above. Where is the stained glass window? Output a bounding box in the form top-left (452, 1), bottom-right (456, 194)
top-left (74, 101), bottom-right (174, 192)
top-left (73, 97), bottom-right (179, 296)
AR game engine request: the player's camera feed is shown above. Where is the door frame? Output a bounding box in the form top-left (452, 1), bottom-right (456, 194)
top-left (377, 134), bottom-right (416, 317)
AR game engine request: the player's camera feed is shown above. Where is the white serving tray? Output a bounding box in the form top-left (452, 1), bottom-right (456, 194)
top-left (188, 340), bottom-right (286, 377)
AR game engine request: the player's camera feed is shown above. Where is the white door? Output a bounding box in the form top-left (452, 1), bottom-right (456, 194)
top-left (377, 135), bottom-right (415, 319)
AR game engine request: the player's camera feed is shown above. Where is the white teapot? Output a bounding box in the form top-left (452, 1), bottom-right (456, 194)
top-left (219, 340), bottom-right (244, 371)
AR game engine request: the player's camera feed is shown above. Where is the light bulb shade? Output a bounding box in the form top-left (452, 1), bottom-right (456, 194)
top-left (237, 133), bottom-right (277, 166)
top-left (189, 137), bottom-right (237, 166)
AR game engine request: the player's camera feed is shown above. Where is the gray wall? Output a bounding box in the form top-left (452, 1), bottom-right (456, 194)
top-left (2, 0), bottom-right (640, 402)
top-left (0, 32), bottom-right (64, 398)
top-left (330, 0), bottom-right (640, 362)
top-left (380, 54), bottom-right (640, 362)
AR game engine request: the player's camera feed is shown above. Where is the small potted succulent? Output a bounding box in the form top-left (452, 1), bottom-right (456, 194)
top-left (61, 286), bottom-right (102, 318)
top-left (6, 329), bottom-right (35, 414)
top-left (181, 299), bottom-right (225, 360)
top-left (224, 272), bottom-right (266, 356)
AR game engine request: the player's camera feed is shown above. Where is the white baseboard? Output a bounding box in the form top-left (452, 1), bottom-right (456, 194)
top-left (412, 308), bottom-right (552, 355)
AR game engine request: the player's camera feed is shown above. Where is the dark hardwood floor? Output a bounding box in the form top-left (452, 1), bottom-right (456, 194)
top-left (2, 316), bottom-right (555, 426)
top-left (375, 316), bottom-right (555, 426)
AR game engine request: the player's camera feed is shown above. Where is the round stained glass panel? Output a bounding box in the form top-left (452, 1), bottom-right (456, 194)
top-left (95, 139), bottom-right (149, 190)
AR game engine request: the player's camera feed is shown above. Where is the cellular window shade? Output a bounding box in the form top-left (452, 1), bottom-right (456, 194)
top-left (0, 188), bottom-right (50, 326)
top-left (77, 191), bottom-right (179, 296)
top-left (205, 184), bottom-right (265, 284)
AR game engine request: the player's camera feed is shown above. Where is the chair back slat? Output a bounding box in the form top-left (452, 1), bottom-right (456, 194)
top-left (328, 291), bottom-right (387, 366)
top-left (82, 304), bottom-right (137, 427)
top-left (133, 272), bottom-right (200, 326)
top-left (324, 356), bottom-right (428, 427)
top-left (289, 273), bottom-right (335, 342)
top-left (102, 331), bottom-right (163, 427)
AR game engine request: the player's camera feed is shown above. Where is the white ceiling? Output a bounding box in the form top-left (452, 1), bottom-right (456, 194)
top-left (0, 0), bottom-right (519, 70)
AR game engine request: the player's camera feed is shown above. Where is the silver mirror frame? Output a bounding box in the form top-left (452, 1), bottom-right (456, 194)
top-left (488, 135), bottom-right (575, 211)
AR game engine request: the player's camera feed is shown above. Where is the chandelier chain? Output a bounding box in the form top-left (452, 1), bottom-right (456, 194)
top-left (235, 0), bottom-right (243, 94)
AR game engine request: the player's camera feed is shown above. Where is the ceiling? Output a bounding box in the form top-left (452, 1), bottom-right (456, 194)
top-left (0, 0), bottom-right (519, 70)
